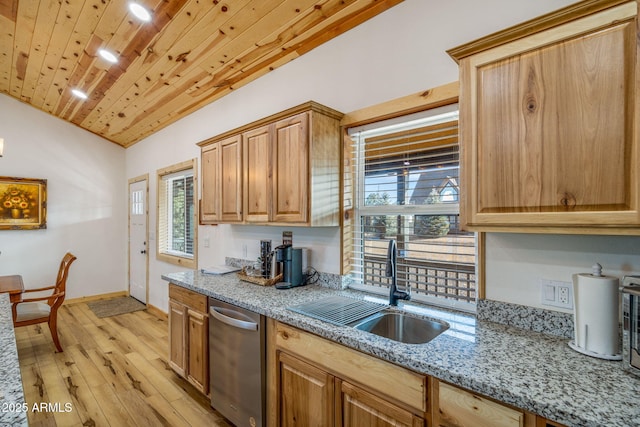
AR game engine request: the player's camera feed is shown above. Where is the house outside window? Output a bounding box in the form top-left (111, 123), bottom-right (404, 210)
top-left (157, 159), bottom-right (198, 268)
top-left (347, 104), bottom-right (477, 312)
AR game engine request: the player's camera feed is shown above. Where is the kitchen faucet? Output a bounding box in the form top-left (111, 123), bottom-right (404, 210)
top-left (386, 239), bottom-right (410, 306)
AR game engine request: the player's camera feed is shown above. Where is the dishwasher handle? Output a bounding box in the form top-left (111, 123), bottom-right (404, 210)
top-left (210, 306), bottom-right (258, 331)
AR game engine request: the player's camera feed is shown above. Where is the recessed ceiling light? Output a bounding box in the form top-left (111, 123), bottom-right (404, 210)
top-left (98, 48), bottom-right (118, 64)
top-left (129, 2), bottom-right (152, 22)
top-left (71, 89), bottom-right (88, 99)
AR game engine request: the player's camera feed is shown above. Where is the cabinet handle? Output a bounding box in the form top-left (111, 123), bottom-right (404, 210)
top-left (210, 307), bottom-right (258, 331)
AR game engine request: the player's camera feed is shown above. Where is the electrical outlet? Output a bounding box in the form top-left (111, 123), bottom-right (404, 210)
top-left (242, 244), bottom-right (248, 258)
top-left (540, 279), bottom-right (573, 309)
top-left (558, 285), bottom-right (570, 305)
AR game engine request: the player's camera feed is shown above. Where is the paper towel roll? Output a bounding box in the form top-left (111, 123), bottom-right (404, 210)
top-left (571, 272), bottom-right (620, 358)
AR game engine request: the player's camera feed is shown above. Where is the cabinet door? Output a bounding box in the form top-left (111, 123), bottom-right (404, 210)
top-left (200, 144), bottom-right (219, 223)
top-left (219, 135), bottom-right (243, 222)
top-left (272, 112), bottom-right (309, 223)
top-left (168, 300), bottom-right (187, 377)
top-left (338, 380), bottom-right (424, 427)
top-left (434, 381), bottom-right (523, 427)
top-left (186, 308), bottom-right (209, 395)
top-left (278, 351), bottom-right (334, 427)
top-left (457, 2), bottom-right (640, 230)
top-left (243, 125), bottom-right (272, 223)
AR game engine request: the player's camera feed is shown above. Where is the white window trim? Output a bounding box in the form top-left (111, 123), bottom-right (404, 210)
top-left (156, 158), bottom-right (198, 269)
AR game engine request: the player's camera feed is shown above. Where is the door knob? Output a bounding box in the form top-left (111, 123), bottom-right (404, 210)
top-left (140, 250), bottom-right (147, 254)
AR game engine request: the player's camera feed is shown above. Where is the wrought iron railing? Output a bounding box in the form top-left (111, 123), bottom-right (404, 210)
top-left (362, 256), bottom-right (476, 303)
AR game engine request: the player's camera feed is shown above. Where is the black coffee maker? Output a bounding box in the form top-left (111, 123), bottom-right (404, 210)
top-left (274, 245), bottom-right (303, 289)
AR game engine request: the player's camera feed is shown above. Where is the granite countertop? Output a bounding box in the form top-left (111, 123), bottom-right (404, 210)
top-left (163, 270), bottom-right (640, 427)
top-left (0, 294), bottom-right (28, 426)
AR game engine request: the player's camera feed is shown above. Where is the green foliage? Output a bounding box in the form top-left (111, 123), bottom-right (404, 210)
top-left (415, 188), bottom-right (450, 238)
top-left (170, 177), bottom-right (194, 253)
top-left (364, 192), bottom-right (391, 238)
top-left (366, 192), bottom-right (391, 206)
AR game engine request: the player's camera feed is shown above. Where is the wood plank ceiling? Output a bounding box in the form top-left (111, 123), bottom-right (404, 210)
top-left (0, 0), bottom-right (402, 147)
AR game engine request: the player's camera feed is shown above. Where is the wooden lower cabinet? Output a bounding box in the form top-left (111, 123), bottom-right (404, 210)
top-left (431, 379), bottom-right (566, 427)
top-left (536, 418), bottom-right (567, 427)
top-left (275, 350), bottom-right (424, 427)
top-left (270, 320), bottom-right (429, 427)
top-left (168, 300), bottom-right (187, 377)
top-left (278, 352), bottom-right (334, 427)
top-left (269, 322), bottom-right (569, 427)
top-left (168, 284), bottom-right (209, 395)
top-left (433, 381), bottom-right (525, 427)
top-left (186, 307), bottom-right (208, 393)
top-left (338, 380), bottom-right (425, 427)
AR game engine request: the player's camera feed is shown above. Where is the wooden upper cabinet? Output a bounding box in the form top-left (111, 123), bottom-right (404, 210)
top-left (448, 0), bottom-right (640, 234)
top-left (243, 125), bottom-right (273, 223)
top-left (200, 143), bottom-right (219, 223)
top-left (219, 135), bottom-right (243, 222)
top-left (200, 135), bottom-right (242, 223)
top-left (198, 102), bottom-right (343, 226)
top-left (272, 113), bottom-right (309, 223)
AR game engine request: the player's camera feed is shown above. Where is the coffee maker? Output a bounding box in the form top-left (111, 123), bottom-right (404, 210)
top-left (274, 245), bottom-right (304, 289)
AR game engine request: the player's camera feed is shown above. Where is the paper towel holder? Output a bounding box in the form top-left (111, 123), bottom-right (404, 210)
top-left (568, 263), bottom-right (622, 361)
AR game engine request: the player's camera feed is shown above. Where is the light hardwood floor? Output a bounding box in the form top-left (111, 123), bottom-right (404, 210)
top-left (14, 301), bottom-right (233, 427)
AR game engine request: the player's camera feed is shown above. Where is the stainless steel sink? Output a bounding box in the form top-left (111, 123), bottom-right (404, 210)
top-left (352, 311), bottom-right (448, 344)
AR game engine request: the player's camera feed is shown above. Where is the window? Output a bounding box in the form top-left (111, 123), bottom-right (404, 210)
top-left (157, 159), bottom-right (197, 268)
top-left (347, 104), bottom-right (477, 311)
top-left (131, 189), bottom-right (144, 215)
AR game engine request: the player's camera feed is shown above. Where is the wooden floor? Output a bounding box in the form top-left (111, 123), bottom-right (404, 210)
top-left (15, 301), bottom-right (233, 427)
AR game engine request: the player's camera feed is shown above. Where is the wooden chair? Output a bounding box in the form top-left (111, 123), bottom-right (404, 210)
top-left (11, 252), bottom-right (77, 352)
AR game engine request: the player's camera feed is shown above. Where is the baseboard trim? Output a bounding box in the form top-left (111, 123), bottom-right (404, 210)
top-left (146, 304), bottom-right (168, 320)
top-left (64, 291), bottom-right (129, 305)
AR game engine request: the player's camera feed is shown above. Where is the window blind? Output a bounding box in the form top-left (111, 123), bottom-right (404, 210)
top-left (158, 169), bottom-right (194, 259)
top-left (348, 106), bottom-right (477, 311)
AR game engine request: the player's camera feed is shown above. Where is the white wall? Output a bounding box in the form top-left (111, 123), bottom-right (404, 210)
top-left (0, 95), bottom-right (127, 299)
top-left (486, 234), bottom-right (640, 312)
top-left (126, 0), bottom-right (640, 313)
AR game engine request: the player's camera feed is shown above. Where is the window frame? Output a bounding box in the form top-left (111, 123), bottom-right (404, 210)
top-left (340, 82), bottom-right (485, 309)
top-left (156, 159), bottom-right (198, 269)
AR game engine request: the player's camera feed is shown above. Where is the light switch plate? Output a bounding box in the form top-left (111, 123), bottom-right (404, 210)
top-left (540, 279), bottom-right (573, 309)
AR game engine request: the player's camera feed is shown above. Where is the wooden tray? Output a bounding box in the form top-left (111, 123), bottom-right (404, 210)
top-left (236, 270), bottom-right (282, 287)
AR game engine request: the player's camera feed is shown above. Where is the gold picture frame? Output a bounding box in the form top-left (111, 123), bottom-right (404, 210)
top-left (0, 176), bottom-right (47, 230)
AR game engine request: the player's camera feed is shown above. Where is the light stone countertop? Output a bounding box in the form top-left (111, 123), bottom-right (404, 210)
top-left (0, 293), bottom-right (28, 426)
top-left (163, 270), bottom-right (640, 427)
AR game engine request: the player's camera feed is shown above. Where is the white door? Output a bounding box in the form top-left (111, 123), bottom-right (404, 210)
top-left (129, 179), bottom-right (148, 303)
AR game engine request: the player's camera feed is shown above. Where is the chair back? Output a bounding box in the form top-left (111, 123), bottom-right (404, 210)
top-left (49, 252), bottom-right (77, 307)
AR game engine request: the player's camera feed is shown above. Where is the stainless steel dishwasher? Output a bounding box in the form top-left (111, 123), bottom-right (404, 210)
top-left (209, 297), bottom-right (265, 427)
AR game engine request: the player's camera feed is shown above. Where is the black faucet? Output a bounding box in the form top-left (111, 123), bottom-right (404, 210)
top-left (386, 239), bottom-right (410, 306)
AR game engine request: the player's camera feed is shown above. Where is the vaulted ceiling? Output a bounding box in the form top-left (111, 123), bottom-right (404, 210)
top-left (0, 0), bottom-right (402, 147)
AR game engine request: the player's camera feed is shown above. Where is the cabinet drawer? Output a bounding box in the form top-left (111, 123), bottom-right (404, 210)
top-left (274, 321), bottom-right (427, 413)
top-left (437, 382), bottom-right (523, 427)
top-left (169, 284), bottom-right (207, 313)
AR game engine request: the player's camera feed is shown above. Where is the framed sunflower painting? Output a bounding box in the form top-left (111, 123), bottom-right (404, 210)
top-left (0, 177), bottom-right (47, 230)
